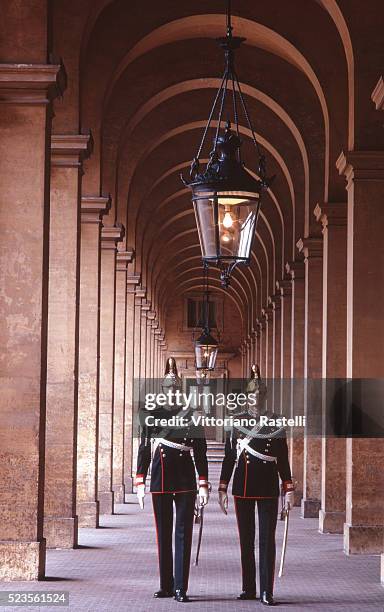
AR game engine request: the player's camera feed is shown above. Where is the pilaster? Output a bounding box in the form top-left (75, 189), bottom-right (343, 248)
top-left (0, 62), bottom-right (65, 579)
top-left (77, 195), bottom-right (110, 528)
top-left (45, 133), bottom-right (92, 549)
top-left (98, 224), bottom-right (125, 514)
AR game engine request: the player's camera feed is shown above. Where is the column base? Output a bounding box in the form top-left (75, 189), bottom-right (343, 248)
top-left (293, 489), bottom-right (303, 507)
top-left (344, 523), bottom-right (384, 554)
top-left (0, 540), bottom-right (46, 581)
top-left (301, 498), bottom-right (321, 518)
top-left (44, 516), bottom-right (78, 549)
top-left (112, 484), bottom-right (125, 504)
top-left (319, 510), bottom-right (345, 534)
top-left (98, 490), bottom-right (114, 515)
top-left (77, 501), bottom-right (99, 528)
top-left (124, 476), bottom-right (133, 494)
top-left (381, 553), bottom-right (384, 586)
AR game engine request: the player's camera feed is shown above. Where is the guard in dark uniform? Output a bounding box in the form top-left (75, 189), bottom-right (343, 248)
top-left (136, 357), bottom-right (209, 603)
top-left (218, 365), bottom-right (294, 606)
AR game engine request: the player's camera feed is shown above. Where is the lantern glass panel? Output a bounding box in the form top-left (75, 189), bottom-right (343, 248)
top-left (193, 188), bottom-right (259, 263)
top-left (195, 343), bottom-right (218, 371)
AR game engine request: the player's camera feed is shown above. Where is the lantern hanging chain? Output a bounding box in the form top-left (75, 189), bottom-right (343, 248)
top-left (203, 262), bottom-right (209, 331)
top-left (191, 0), bottom-right (266, 180)
top-left (211, 69), bottom-right (229, 162)
top-left (232, 69), bottom-right (241, 162)
top-left (227, 0), bottom-right (232, 35)
top-left (192, 70), bottom-right (227, 172)
top-left (234, 70), bottom-right (266, 179)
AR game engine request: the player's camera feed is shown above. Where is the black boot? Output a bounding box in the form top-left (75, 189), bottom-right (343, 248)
top-left (174, 589), bottom-right (190, 602)
top-left (153, 590), bottom-right (173, 598)
top-left (261, 591), bottom-right (275, 606)
top-left (237, 591), bottom-right (257, 600)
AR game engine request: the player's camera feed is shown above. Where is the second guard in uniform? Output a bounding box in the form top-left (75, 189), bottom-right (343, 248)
top-left (136, 357), bottom-right (209, 603)
top-left (218, 365), bottom-right (295, 606)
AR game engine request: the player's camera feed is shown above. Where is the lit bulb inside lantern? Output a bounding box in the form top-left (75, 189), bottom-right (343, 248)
top-left (221, 231), bottom-right (232, 243)
top-left (223, 211), bottom-right (234, 228)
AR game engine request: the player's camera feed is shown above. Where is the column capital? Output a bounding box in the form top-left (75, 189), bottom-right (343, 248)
top-left (256, 316), bottom-right (266, 331)
top-left (314, 202), bottom-right (347, 229)
top-left (51, 132), bottom-right (93, 168)
top-left (116, 248), bottom-right (135, 271)
top-left (261, 307), bottom-right (272, 322)
top-left (336, 150), bottom-right (384, 186)
top-left (276, 278), bottom-right (292, 296)
top-left (81, 195), bottom-right (111, 223)
top-left (296, 236), bottom-right (323, 260)
top-left (126, 273), bottom-right (140, 294)
top-left (372, 76), bottom-right (384, 111)
top-left (269, 293), bottom-right (281, 310)
top-left (141, 300), bottom-right (151, 312)
top-left (0, 62), bottom-right (66, 104)
top-left (285, 259), bottom-right (305, 279)
top-left (135, 287), bottom-right (146, 300)
top-left (101, 223), bottom-right (125, 250)
top-left (147, 310), bottom-right (156, 320)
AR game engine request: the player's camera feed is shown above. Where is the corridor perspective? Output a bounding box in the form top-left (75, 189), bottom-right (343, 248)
top-left (0, 0), bottom-right (384, 610)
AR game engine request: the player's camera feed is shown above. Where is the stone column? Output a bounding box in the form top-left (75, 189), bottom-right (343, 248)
top-left (124, 273), bottom-right (140, 494)
top-left (155, 329), bottom-right (162, 379)
top-left (272, 294), bottom-right (282, 413)
top-left (277, 279), bottom-right (292, 415)
top-left (141, 299), bottom-right (150, 387)
top-left (0, 62), bottom-right (64, 580)
top-left (243, 340), bottom-right (246, 377)
top-left (256, 317), bottom-right (264, 367)
top-left (315, 203), bottom-right (347, 534)
top-left (98, 224), bottom-right (124, 515)
top-left (77, 195), bottom-right (110, 528)
top-left (44, 134), bottom-right (92, 549)
top-left (258, 316), bottom-right (267, 377)
top-left (131, 287), bottom-right (145, 478)
top-left (250, 331), bottom-right (257, 368)
top-left (149, 315), bottom-right (158, 392)
top-left (112, 250), bottom-right (133, 504)
top-left (297, 237), bottom-right (323, 518)
top-left (146, 311), bottom-right (154, 390)
top-left (337, 151), bottom-right (384, 554)
top-left (286, 260), bottom-right (305, 506)
top-left (265, 305), bottom-right (274, 381)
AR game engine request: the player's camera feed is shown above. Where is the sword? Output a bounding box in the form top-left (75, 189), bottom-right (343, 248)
top-left (278, 507), bottom-right (290, 578)
top-left (194, 503), bottom-right (205, 566)
top-left (193, 482), bottom-right (211, 566)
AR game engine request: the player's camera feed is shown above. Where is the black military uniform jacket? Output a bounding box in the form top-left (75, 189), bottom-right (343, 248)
top-left (136, 407), bottom-right (208, 493)
top-left (220, 412), bottom-right (293, 498)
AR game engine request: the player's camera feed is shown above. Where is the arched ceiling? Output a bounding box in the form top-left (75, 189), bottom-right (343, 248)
top-left (52, 0), bottom-right (360, 351)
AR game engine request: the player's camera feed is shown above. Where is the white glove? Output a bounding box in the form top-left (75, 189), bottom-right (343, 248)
top-left (218, 490), bottom-right (228, 515)
top-left (198, 486), bottom-right (209, 507)
top-left (284, 490), bottom-right (294, 510)
top-left (136, 484), bottom-right (145, 510)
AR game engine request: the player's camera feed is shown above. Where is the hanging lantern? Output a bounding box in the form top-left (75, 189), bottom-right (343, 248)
top-left (181, 0), bottom-right (273, 287)
top-left (195, 329), bottom-right (219, 372)
top-left (194, 265), bottom-right (219, 373)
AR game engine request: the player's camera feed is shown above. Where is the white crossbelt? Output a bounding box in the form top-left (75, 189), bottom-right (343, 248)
top-left (153, 437), bottom-right (192, 455)
top-left (236, 437), bottom-right (277, 464)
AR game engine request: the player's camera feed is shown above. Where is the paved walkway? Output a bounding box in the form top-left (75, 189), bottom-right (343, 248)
top-left (1, 467), bottom-right (383, 611)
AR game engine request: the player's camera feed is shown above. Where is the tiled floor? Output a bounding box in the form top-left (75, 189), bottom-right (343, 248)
top-left (1, 467), bottom-right (383, 611)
